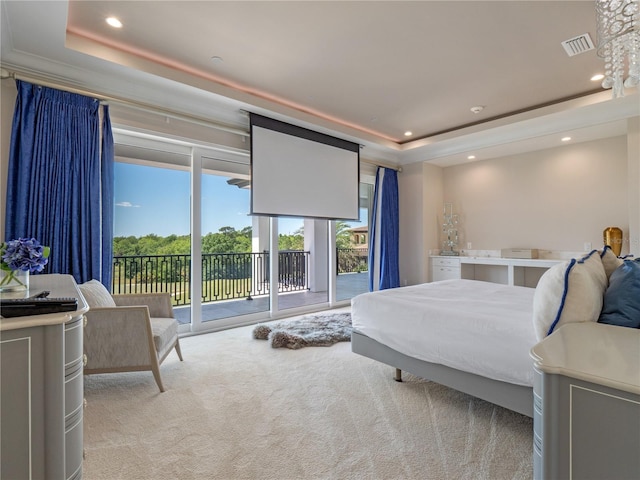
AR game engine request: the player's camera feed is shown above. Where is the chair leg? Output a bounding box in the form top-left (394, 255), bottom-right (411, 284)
top-left (174, 338), bottom-right (184, 361)
top-left (150, 357), bottom-right (165, 393)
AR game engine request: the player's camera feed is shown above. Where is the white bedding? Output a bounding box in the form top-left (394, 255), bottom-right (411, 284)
top-left (351, 279), bottom-right (537, 387)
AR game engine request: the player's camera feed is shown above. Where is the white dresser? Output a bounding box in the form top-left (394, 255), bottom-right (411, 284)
top-left (1, 274), bottom-right (89, 480)
top-left (430, 255), bottom-right (562, 287)
top-left (530, 323), bottom-right (640, 480)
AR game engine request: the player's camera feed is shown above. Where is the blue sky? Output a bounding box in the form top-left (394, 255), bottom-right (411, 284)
top-left (114, 163), bottom-right (365, 237)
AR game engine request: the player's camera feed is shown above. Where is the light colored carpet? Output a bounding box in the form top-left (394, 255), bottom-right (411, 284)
top-left (83, 310), bottom-right (533, 480)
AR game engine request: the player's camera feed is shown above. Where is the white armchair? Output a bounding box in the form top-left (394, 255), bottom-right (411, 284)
top-left (79, 280), bottom-right (183, 392)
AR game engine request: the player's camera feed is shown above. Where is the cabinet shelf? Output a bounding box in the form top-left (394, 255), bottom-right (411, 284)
top-left (430, 255), bottom-right (562, 287)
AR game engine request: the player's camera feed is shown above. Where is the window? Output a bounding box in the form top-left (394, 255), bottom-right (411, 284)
top-left (112, 128), bottom-right (372, 331)
top-left (112, 161), bottom-right (192, 326)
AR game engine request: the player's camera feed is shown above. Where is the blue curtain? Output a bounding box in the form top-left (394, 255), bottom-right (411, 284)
top-left (5, 80), bottom-right (114, 285)
top-left (368, 167), bottom-right (400, 291)
top-left (101, 106), bottom-right (115, 287)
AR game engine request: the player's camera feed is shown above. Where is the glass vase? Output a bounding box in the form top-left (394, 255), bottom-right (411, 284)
top-left (0, 269), bottom-right (30, 292)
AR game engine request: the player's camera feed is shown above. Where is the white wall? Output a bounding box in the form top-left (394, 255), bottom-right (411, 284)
top-left (108, 103), bottom-right (248, 153)
top-left (627, 117), bottom-right (640, 254)
top-left (442, 136), bottom-right (629, 253)
top-left (398, 161), bottom-right (442, 286)
top-left (398, 133), bottom-right (636, 286)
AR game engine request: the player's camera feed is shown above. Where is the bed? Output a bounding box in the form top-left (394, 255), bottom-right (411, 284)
top-left (350, 250), bottom-right (626, 418)
top-left (351, 279), bottom-right (537, 417)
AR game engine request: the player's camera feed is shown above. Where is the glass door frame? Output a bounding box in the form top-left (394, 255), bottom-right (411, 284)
top-left (187, 147), bottom-right (203, 333)
top-left (188, 147), bottom-right (275, 334)
top-left (114, 139), bottom-right (362, 335)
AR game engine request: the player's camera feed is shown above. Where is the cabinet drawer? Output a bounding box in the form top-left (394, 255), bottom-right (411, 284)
top-left (65, 362), bottom-right (84, 416)
top-left (533, 448), bottom-right (542, 480)
top-left (432, 257), bottom-right (460, 267)
top-left (65, 413), bottom-right (83, 480)
top-left (533, 368), bottom-right (542, 393)
top-left (65, 317), bottom-right (83, 366)
top-left (432, 267), bottom-right (461, 282)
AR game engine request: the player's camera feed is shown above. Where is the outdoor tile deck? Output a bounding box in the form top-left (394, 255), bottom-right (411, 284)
top-left (173, 272), bottom-right (368, 324)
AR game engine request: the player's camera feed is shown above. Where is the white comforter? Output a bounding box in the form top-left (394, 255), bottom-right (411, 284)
top-left (351, 279), bottom-right (537, 386)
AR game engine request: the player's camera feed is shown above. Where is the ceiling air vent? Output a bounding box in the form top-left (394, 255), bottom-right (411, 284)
top-left (561, 33), bottom-right (595, 56)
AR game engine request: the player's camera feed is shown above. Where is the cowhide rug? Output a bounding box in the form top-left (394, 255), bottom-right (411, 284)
top-left (252, 312), bottom-right (352, 349)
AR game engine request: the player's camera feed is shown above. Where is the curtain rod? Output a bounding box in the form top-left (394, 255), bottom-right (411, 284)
top-left (2, 69), bottom-right (249, 138)
top-left (3, 68), bottom-right (403, 172)
top-left (360, 157), bottom-right (402, 172)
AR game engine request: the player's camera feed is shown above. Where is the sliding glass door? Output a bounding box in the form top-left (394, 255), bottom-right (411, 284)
top-left (336, 183), bottom-right (373, 302)
top-left (199, 168), bottom-right (270, 324)
top-left (112, 160), bottom-right (192, 326)
top-left (113, 131), bottom-right (373, 332)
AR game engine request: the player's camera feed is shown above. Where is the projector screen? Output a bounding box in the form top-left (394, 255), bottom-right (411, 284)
top-left (250, 113), bottom-right (360, 220)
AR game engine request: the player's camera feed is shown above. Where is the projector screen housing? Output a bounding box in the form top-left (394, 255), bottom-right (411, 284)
top-left (250, 113), bottom-right (360, 220)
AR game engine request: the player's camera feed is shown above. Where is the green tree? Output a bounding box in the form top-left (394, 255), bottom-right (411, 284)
top-left (113, 236), bottom-right (139, 256)
top-left (136, 234), bottom-right (164, 255)
top-left (201, 226), bottom-right (252, 253)
top-left (335, 221), bottom-right (352, 249)
top-left (157, 235), bottom-right (190, 255)
top-left (279, 233), bottom-right (303, 251)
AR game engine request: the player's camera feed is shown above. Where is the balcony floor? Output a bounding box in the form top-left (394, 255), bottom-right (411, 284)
top-left (174, 272), bottom-right (368, 324)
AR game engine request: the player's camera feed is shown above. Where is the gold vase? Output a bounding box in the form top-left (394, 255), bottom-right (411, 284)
top-left (603, 227), bottom-right (623, 256)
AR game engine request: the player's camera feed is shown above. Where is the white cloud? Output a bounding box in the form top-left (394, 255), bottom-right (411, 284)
top-left (116, 201), bottom-right (141, 208)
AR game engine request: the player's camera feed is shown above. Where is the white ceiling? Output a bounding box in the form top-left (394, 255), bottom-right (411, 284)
top-left (1, 0), bottom-right (638, 166)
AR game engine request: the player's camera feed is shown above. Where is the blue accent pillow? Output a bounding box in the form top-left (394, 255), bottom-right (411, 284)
top-left (598, 258), bottom-right (640, 328)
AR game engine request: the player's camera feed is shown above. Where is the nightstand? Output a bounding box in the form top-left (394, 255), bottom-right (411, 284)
top-left (530, 323), bottom-right (640, 480)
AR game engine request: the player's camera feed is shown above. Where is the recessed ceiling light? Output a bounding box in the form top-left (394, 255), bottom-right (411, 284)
top-left (467, 155), bottom-right (476, 160)
top-left (106, 17), bottom-right (123, 28)
top-left (211, 56), bottom-right (224, 64)
top-left (561, 136), bottom-right (572, 142)
top-left (404, 131), bottom-right (412, 137)
top-left (470, 106), bottom-right (484, 114)
top-left (591, 74), bottom-right (605, 81)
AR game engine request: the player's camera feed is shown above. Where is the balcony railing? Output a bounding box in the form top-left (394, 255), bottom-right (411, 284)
top-left (112, 248), bottom-right (368, 306)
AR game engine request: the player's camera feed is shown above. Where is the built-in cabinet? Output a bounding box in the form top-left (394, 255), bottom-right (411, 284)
top-left (430, 256), bottom-right (461, 282)
top-left (1, 274), bottom-right (88, 479)
top-left (430, 255), bottom-right (562, 287)
top-left (530, 323), bottom-right (640, 480)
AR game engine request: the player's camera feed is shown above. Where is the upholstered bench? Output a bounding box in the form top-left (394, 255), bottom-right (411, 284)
top-left (79, 280), bottom-right (183, 392)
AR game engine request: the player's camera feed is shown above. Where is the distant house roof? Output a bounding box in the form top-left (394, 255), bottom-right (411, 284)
top-left (349, 226), bottom-right (368, 233)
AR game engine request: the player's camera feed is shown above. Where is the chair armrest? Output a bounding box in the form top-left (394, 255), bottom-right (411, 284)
top-left (83, 306), bottom-right (155, 369)
top-left (112, 293), bottom-right (175, 318)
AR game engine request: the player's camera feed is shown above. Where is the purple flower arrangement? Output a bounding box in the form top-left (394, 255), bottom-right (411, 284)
top-left (0, 238), bottom-right (50, 289)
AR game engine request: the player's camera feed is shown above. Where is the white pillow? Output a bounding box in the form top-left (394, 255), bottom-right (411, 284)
top-left (532, 251), bottom-right (607, 341)
top-left (582, 250), bottom-right (608, 291)
top-left (600, 246), bottom-right (623, 280)
top-left (79, 279), bottom-right (116, 308)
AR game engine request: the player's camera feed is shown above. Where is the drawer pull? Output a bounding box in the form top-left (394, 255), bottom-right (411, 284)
top-left (83, 315), bottom-right (87, 328)
top-left (84, 398), bottom-right (88, 409)
top-left (83, 354), bottom-right (88, 367)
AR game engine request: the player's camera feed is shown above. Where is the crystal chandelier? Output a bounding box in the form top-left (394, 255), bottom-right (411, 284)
top-left (596, 0), bottom-right (639, 97)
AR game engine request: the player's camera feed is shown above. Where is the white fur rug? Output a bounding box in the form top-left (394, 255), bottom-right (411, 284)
top-left (252, 312), bottom-right (352, 349)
